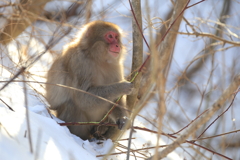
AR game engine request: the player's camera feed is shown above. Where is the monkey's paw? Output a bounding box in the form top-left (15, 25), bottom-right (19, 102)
top-left (120, 82), bottom-right (134, 95)
top-left (116, 116), bottom-right (130, 130)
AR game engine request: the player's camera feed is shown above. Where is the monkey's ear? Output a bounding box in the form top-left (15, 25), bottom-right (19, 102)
top-left (84, 26), bottom-right (94, 38)
top-left (80, 23), bottom-right (92, 38)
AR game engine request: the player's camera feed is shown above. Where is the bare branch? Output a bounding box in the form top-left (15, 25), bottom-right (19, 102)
top-left (0, 0), bottom-right (51, 44)
top-left (127, 0), bottom-right (143, 111)
top-left (148, 75), bottom-right (240, 159)
top-left (178, 32), bottom-right (240, 46)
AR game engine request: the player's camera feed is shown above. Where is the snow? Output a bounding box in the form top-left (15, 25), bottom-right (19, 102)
top-left (0, 99), bottom-right (96, 160)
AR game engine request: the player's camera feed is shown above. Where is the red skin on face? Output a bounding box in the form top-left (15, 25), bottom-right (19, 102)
top-left (105, 31), bottom-right (120, 57)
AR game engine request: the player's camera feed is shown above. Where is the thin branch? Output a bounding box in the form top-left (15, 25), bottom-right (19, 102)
top-left (147, 75), bottom-right (240, 160)
top-left (0, 80), bottom-right (122, 109)
top-left (0, 67), bottom-right (26, 91)
top-left (196, 87), bottom-right (239, 139)
top-left (0, 18), bottom-right (73, 91)
top-left (169, 109), bottom-right (209, 136)
top-left (0, 0), bottom-right (51, 44)
top-left (133, 127), bottom-right (232, 160)
top-left (192, 129), bottom-right (240, 141)
top-left (178, 32), bottom-right (240, 46)
top-left (177, 0), bottom-right (231, 89)
top-left (22, 75), bottom-right (33, 153)
top-left (0, 2), bottom-right (18, 8)
top-left (96, 144), bottom-right (168, 157)
top-left (0, 98), bottom-right (15, 111)
top-left (186, 0), bottom-right (206, 9)
top-left (156, 0), bottom-right (190, 47)
top-left (68, 123), bottom-right (233, 160)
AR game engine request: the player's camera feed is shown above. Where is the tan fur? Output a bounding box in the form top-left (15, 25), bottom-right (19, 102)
top-left (46, 21), bottom-right (132, 140)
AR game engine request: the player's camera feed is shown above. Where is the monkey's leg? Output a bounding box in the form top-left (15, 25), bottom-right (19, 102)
top-left (91, 125), bottom-right (109, 140)
top-left (102, 126), bottom-right (119, 140)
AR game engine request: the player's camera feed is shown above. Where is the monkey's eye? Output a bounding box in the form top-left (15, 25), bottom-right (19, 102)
top-left (115, 36), bottom-right (118, 39)
top-left (108, 35), bottom-right (113, 38)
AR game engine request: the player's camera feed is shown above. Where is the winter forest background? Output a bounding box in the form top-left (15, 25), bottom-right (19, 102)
top-left (0, 0), bottom-right (240, 160)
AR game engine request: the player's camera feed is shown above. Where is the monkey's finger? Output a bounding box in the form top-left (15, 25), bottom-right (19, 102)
top-left (116, 116), bottom-right (129, 130)
top-left (128, 88), bottom-right (137, 95)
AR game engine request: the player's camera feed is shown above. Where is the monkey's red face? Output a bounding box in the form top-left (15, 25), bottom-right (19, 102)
top-left (104, 31), bottom-right (121, 58)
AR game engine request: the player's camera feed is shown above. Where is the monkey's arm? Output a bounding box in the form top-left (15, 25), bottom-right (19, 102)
top-left (71, 82), bottom-right (132, 111)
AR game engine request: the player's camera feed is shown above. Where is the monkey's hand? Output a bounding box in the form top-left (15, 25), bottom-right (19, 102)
top-left (119, 82), bottom-right (134, 95)
top-left (116, 116), bottom-right (130, 130)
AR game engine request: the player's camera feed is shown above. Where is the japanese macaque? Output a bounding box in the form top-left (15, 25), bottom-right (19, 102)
top-left (46, 21), bottom-right (133, 140)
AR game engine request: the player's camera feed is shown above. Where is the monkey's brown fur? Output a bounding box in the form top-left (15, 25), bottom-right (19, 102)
top-left (46, 21), bottom-right (132, 140)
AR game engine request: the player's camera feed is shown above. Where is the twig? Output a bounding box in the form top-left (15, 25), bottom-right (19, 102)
top-left (186, 0), bottom-right (206, 9)
top-left (99, 96), bottom-right (122, 124)
top-left (169, 109), bottom-right (209, 135)
top-left (59, 122), bottom-right (116, 126)
top-left (22, 74), bottom-right (33, 153)
top-left (192, 129), bottom-right (240, 141)
top-left (117, 142), bottom-right (147, 158)
top-left (96, 144), bottom-right (168, 157)
top-left (58, 114), bottom-right (235, 160)
top-left (0, 67), bottom-right (26, 91)
top-left (155, 0), bottom-right (190, 47)
top-left (126, 119), bottom-right (135, 160)
top-left (0, 0), bottom-right (51, 44)
top-left (146, 75), bottom-right (240, 160)
top-left (134, 126), bottom-right (232, 160)
top-left (0, 80), bottom-right (122, 110)
top-left (0, 98), bottom-right (14, 111)
top-left (0, 6), bottom-right (74, 92)
top-left (196, 87), bottom-right (239, 139)
top-left (115, 137), bottom-right (136, 141)
top-left (0, 2), bottom-right (18, 8)
top-left (86, 124), bottom-right (232, 160)
top-left (178, 32), bottom-right (240, 46)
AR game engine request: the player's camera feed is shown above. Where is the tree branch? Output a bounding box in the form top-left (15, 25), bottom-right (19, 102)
top-left (127, 0), bottom-right (143, 111)
top-left (0, 0), bottom-right (51, 44)
top-left (147, 75), bottom-right (240, 159)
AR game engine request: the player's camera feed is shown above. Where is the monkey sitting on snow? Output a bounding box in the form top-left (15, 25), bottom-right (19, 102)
top-left (46, 21), bottom-right (133, 140)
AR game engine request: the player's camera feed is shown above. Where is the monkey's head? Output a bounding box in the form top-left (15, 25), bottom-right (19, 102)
top-left (79, 21), bottom-right (124, 62)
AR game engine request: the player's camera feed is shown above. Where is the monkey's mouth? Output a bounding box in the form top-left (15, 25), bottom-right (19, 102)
top-left (109, 51), bottom-right (119, 58)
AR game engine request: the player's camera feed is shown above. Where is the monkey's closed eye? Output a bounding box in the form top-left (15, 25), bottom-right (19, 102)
top-left (108, 35), bottom-right (113, 38)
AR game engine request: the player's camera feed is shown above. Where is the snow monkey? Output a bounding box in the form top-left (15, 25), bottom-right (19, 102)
top-left (46, 21), bottom-right (133, 140)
